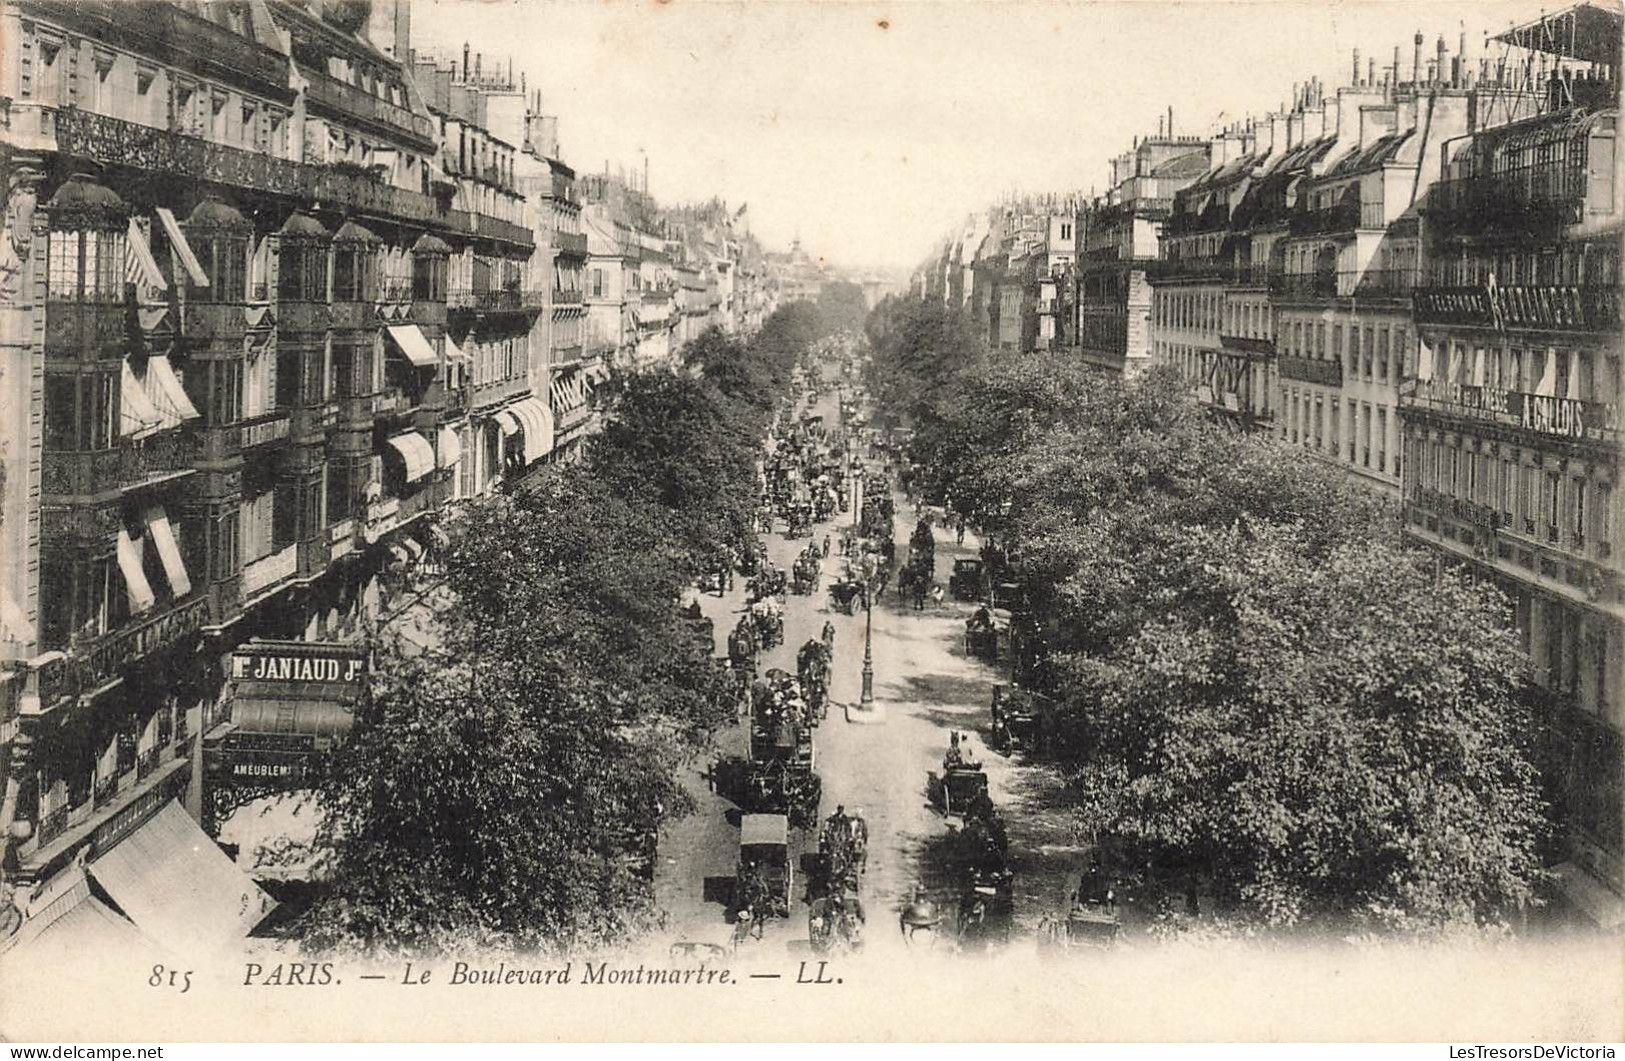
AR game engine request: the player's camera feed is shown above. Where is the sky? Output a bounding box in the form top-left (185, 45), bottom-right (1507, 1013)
top-left (409, 0), bottom-right (1581, 275)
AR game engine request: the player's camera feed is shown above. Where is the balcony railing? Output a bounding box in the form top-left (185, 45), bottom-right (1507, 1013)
top-left (553, 288), bottom-right (586, 307)
top-left (240, 411), bottom-right (290, 449)
top-left (135, 745), bottom-right (162, 782)
top-left (468, 212), bottom-right (535, 250)
top-left (242, 544), bottom-right (297, 598)
top-left (1414, 487), bottom-right (1507, 531)
top-left (1278, 355), bottom-right (1343, 387)
top-left (1268, 269), bottom-right (1418, 300)
top-left (380, 280), bottom-right (414, 304)
top-left (52, 110), bottom-right (465, 233)
top-left (40, 595), bottom-right (209, 706)
top-left (1424, 171), bottom-right (1588, 233)
top-left (298, 64), bottom-right (438, 147)
top-left (1401, 380), bottom-right (1619, 443)
top-left (119, 431), bottom-right (195, 491)
top-left (1288, 198), bottom-right (1362, 236)
top-left (1412, 284), bottom-right (1620, 334)
top-left (555, 231), bottom-right (589, 257)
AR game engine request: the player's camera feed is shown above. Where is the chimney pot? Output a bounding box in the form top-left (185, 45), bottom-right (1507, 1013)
top-left (1353, 48), bottom-right (1362, 85)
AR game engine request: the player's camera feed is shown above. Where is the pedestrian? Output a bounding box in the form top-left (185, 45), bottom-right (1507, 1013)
top-left (821, 534), bottom-right (830, 559)
top-left (956, 521), bottom-right (966, 547)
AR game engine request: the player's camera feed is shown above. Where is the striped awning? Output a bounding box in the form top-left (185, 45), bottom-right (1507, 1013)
top-left (383, 431), bottom-right (435, 483)
top-left (115, 527), bottom-right (156, 615)
top-left (437, 426), bottom-right (462, 470)
top-left (124, 218), bottom-right (166, 296)
top-left (155, 207), bottom-right (208, 288)
top-left (509, 396), bottom-right (554, 465)
top-left (120, 361), bottom-right (164, 440)
top-left (143, 505), bottom-right (191, 598)
top-left (385, 324), bottom-right (438, 368)
top-left (87, 801), bottom-right (275, 955)
top-left (136, 354), bottom-right (200, 430)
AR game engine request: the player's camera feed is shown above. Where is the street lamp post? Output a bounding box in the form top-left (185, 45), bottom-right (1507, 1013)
top-left (860, 580), bottom-right (875, 708)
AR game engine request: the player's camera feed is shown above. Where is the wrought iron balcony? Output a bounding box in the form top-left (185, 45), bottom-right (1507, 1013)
top-left (298, 65), bottom-right (437, 148)
top-left (1278, 354), bottom-right (1343, 387)
top-left (1268, 269), bottom-right (1418, 300)
top-left (1401, 379), bottom-right (1619, 444)
top-left (240, 411), bottom-right (290, 450)
top-left (39, 594), bottom-right (209, 707)
top-left (1412, 283), bottom-right (1620, 333)
top-left (242, 544), bottom-right (298, 598)
top-left (51, 110), bottom-right (465, 233)
top-left (468, 212), bottom-right (535, 250)
top-left (554, 231), bottom-right (589, 257)
top-left (1424, 171), bottom-right (1588, 234)
top-left (1287, 198), bottom-right (1363, 236)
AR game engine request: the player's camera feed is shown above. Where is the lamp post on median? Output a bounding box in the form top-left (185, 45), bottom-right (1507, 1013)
top-left (860, 555), bottom-right (876, 708)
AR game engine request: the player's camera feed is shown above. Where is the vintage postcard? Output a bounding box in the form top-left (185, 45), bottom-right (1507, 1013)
top-left (0, 0), bottom-right (1620, 1045)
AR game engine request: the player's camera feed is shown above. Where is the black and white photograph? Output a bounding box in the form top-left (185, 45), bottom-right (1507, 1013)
top-left (0, 0), bottom-right (1620, 1046)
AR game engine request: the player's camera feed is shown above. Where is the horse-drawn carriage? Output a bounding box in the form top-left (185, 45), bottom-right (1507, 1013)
top-left (957, 867), bottom-right (1015, 950)
top-left (791, 547), bottom-right (821, 595)
top-left (747, 564), bottom-right (787, 602)
top-left (936, 731), bottom-right (991, 819)
top-left (1039, 870), bottom-right (1121, 950)
top-left (964, 607), bottom-right (998, 662)
top-left (797, 639), bottom-right (832, 722)
top-left (949, 558), bottom-right (985, 602)
top-left (736, 814), bottom-right (792, 920)
top-left (990, 683), bottom-right (1042, 753)
top-left (828, 577), bottom-right (863, 615)
top-left (748, 598), bottom-right (784, 649)
top-left (808, 893), bottom-right (865, 955)
top-left (783, 503), bottom-right (813, 540)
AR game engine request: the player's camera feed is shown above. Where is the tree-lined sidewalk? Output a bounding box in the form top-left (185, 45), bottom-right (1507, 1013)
top-left (867, 299), bottom-right (1548, 935)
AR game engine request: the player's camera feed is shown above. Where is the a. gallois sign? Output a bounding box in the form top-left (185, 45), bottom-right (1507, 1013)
top-left (230, 641), bottom-right (364, 686)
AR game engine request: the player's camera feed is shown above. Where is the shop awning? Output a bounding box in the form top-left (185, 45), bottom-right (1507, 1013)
top-left (399, 536), bottom-right (425, 562)
top-left (124, 218), bottom-right (166, 294)
top-left (137, 305), bottom-right (171, 334)
top-left (493, 409), bottom-right (521, 437)
top-left (437, 426), bottom-right (462, 470)
top-left (116, 527), bottom-right (156, 615)
top-left (154, 207), bottom-right (209, 288)
top-left (383, 431), bottom-right (435, 483)
top-left (231, 697), bottom-right (356, 746)
top-left (509, 396), bottom-right (554, 464)
top-left (143, 505), bottom-right (191, 598)
top-left (443, 333), bottom-right (468, 363)
top-left (87, 801), bottom-right (276, 955)
top-left (385, 324), bottom-right (438, 368)
top-left (119, 361), bottom-right (163, 440)
top-left (3, 872), bottom-right (159, 964)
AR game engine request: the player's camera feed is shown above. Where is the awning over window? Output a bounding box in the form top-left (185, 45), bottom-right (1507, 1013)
top-left (154, 207), bottom-right (209, 288)
top-left (509, 396), bottom-right (554, 465)
top-left (143, 505), bottom-right (191, 598)
top-left (443, 333), bottom-right (468, 363)
top-left (3, 871), bottom-right (159, 965)
top-left (385, 324), bottom-right (438, 368)
top-left (120, 361), bottom-right (163, 440)
top-left (115, 527), bottom-right (156, 615)
top-left (493, 409), bottom-right (521, 437)
top-left (437, 426), bottom-right (462, 470)
top-left (124, 218), bottom-right (166, 294)
top-left (383, 431), bottom-right (435, 483)
top-left (87, 801), bottom-right (275, 955)
top-left (231, 697), bottom-right (356, 746)
top-left (136, 354), bottom-right (200, 431)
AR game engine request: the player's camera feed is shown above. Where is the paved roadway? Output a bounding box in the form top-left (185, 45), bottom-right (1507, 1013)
top-left (654, 387), bottom-right (1086, 958)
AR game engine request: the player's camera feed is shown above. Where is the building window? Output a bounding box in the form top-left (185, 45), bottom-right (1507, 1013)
top-left (48, 228), bottom-right (126, 303)
top-left (1363, 326), bottom-right (1374, 378)
top-left (1547, 472), bottom-right (1561, 543)
top-left (1378, 327), bottom-right (1390, 382)
top-left (412, 255), bottom-right (445, 302)
top-left (1377, 408), bottom-right (1387, 473)
top-left (278, 242), bottom-right (328, 302)
top-left (333, 244), bottom-right (375, 302)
